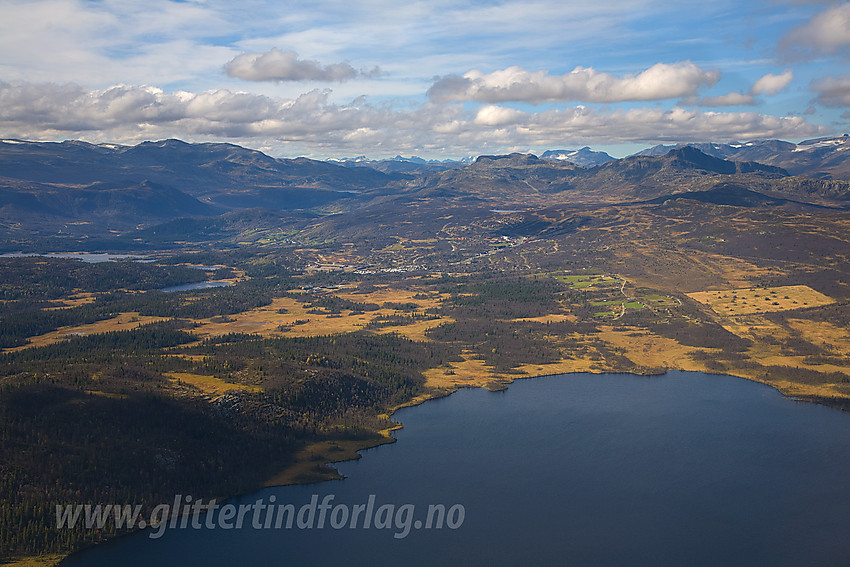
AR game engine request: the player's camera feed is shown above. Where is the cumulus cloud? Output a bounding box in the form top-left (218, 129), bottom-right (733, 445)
top-left (779, 2), bottom-right (850, 58)
top-left (474, 105), bottom-right (527, 126)
top-left (685, 92), bottom-right (756, 106)
top-left (0, 81), bottom-right (827, 157)
top-left (750, 70), bottom-right (794, 95)
top-left (680, 71), bottom-right (794, 108)
top-left (427, 62), bottom-right (720, 104)
top-left (0, 81), bottom-right (386, 141)
top-left (224, 48), bottom-right (380, 82)
top-left (809, 75), bottom-right (850, 106)
top-left (458, 104), bottom-right (824, 145)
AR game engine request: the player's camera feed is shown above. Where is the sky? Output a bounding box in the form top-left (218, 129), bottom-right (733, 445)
top-left (1, 0), bottom-right (849, 159)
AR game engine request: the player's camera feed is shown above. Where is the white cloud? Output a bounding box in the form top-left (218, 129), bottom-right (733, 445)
top-left (779, 2), bottom-right (850, 58)
top-left (428, 62), bottom-right (720, 104)
top-left (0, 0), bottom-right (236, 87)
top-left (459, 104), bottom-right (824, 146)
top-left (809, 75), bottom-right (850, 106)
top-left (225, 48), bottom-right (380, 82)
top-left (474, 105), bottom-right (527, 126)
top-left (0, 81), bottom-right (827, 158)
top-left (687, 92), bottom-right (756, 106)
top-left (0, 81), bottom-right (378, 141)
top-left (750, 70), bottom-right (794, 95)
top-left (0, 0), bottom-right (675, 102)
top-left (680, 71), bottom-right (795, 108)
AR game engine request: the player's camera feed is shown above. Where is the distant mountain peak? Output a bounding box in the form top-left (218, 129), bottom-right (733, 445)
top-left (540, 147), bottom-right (615, 167)
top-left (474, 153), bottom-right (541, 166)
top-left (660, 146), bottom-right (787, 176)
top-left (628, 137), bottom-right (850, 179)
top-left (390, 155), bottom-right (427, 164)
top-left (664, 146), bottom-right (735, 172)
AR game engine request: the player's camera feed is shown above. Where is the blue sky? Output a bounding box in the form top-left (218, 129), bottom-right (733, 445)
top-left (1, 0), bottom-right (849, 158)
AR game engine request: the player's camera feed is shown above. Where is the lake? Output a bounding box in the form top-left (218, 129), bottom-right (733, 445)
top-left (0, 252), bottom-right (146, 263)
top-left (160, 281), bottom-right (233, 293)
top-left (62, 371), bottom-right (850, 566)
top-left (0, 252), bottom-right (231, 293)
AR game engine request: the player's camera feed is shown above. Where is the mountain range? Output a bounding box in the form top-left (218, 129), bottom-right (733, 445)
top-left (328, 155), bottom-right (473, 173)
top-left (634, 135), bottom-right (850, 180)
top-left (327, 136), bottom-right (850, 178)
top-left (0, 138), bottom-right (397, 231)
top-left (1, 136), bottom-right (849, 248)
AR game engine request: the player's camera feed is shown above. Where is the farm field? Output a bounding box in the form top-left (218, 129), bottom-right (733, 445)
top-left (687, 285), bottom-right (835, 316)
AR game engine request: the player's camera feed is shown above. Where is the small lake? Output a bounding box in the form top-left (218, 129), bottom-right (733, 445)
top-left (62, 371), bottom-right (850, 566)
top-left (160, 281), bottom-right (233, 293)
top-left (0, 252), bottom-right (146, 263)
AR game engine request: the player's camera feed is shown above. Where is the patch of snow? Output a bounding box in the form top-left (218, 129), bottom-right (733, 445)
top-left (793, 139), bottom-right (846, 152)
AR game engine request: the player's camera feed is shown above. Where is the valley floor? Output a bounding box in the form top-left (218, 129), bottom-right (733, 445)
top-left (4, 199), bottom-right (850, 564)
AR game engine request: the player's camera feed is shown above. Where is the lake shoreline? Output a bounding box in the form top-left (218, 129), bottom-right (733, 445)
top-left (56, 367), bottom-right (850, 567)
top-left (23, 362), bottom-right (848, 567)
top-left (265, 359), bottom-right (850, 491)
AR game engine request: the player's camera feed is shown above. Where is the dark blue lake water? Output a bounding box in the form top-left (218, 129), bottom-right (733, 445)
top-left (62, 371), bottom-right (850, 566)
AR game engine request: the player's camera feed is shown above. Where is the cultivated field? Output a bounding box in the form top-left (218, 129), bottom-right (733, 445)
top-left (687, 285), bottom-right (834, 316)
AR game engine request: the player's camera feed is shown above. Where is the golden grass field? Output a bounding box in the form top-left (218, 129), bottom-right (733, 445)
top-left (10, 277), bottom-right (850, 410)
top-left (598, 326), bottom-right (713, 371)
top-left (164, 372), bottom-right (262, 397)
top-left (422, 351), bottom-right (498, 390)
top-left (719, 314), bottom-right (793, 341)
top-left (3, 312), bottom-right (170, 353)
top-left (44, 292), bottom-right (97, 310)
top-left (687, 285), bottom-right (834, 316)
top-left (787, 318), bottom-right (850, 353)
top-left (191, 286), bottom-right (450, 342)
top-left (9, 286), bottom-right (453, 355)
top-left (332, 286), bottom-right (446, 310)
top-left (2, 555), bottom-right (64, 567)
top-left (371, 317), bottom-right (449, 341)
